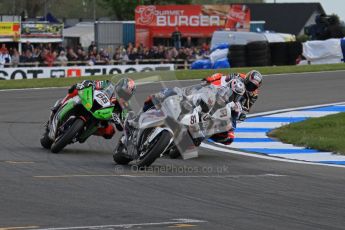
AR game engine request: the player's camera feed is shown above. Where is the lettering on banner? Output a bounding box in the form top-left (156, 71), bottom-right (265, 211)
top-left (0, 70), bottom-right (8, 80)
top-left (1, 64), bottom-right (174, 80)
top-left (10, 70), bottom-right (27, 80)
top-left (50, 69), bottom-right (65, 78)
top-left (67, 69), bottom-right (81, 77)
top-left (27, 69), bottom-right (43, 79)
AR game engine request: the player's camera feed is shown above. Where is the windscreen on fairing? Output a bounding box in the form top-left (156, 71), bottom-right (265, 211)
top-left (154, 87), bottom-right (232, 139)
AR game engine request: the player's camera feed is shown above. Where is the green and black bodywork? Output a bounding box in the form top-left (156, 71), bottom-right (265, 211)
top-left (40, 83), bottom-right (123, 153)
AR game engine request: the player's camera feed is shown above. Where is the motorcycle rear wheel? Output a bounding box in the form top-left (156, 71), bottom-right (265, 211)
top-left (113, 142), bottom-right (132, 165)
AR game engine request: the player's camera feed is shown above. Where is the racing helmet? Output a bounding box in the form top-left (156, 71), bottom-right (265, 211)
top-left (229, 79), bottom-right (245, 102)
top-left (115, 78), bottom-right (136, 101)
top-left (244, 70), bottom-right (263, 92)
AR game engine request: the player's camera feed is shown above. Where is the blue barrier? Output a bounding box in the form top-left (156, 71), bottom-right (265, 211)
top-left (190, 59), bottom-right (212, 69)
top-left (213, 57), bottom-right (230, 69)
top-left (341, 38), bottom-right (345, 62)
top-left (210, 43), bottom-right (230, 52)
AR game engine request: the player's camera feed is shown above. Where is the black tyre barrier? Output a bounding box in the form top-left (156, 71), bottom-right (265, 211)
top-left (246, 41), bottom-right (270, 67)
top-left (287, 42), bottom-right (303, 65)
top-left (230, 60), bottom-right (246, 67)
top-left (246, 41), bottom-right (269, 51)
top-left (228, 45), bottom-right (246, 67)
top-left (229, 45), bottom-right (246, 52)
top-left (247, 59), bottom-right (269, 67)
top-left (227, 41), bottom-right (302, 68)
top-left (270, 42), bottom-right (289, 66)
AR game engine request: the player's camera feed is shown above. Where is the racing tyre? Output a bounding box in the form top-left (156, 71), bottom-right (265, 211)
top-left (40, 132), bottom-right (53, 149)
top-left (113, 142), bottom-right (132, 165)
top-left (50, 118), bottom-right (85, 153)
top-left (169, 147), bottom-right (181, 159)
top-left (113, 153), bottom-right (132, 165)
top-left (136, 130), bottom-right (172, 168)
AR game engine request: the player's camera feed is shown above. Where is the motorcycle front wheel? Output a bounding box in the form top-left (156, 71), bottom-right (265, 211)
top-left (135, 130), bottom-right (172, 168)
top-left (50, 118), bottom-right (85, 153)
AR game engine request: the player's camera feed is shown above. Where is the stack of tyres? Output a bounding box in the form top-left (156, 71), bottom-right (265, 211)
top-left (287, 42), bottom-right (303, 65)
top-left (269, 42), bottom-right (303, 65)
top-left (270, 42), bottom-right (289, 66)
top-left (246, 41), bottom-right (270, 67)
top-left (228, 45), bottom-right (246, 67)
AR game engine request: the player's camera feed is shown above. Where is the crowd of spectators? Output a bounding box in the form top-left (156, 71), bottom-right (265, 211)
top-left (0, 41), bottom-right (210, 68)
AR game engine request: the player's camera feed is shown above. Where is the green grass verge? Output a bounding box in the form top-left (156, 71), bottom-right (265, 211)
top-left (1, 63), bottom-right (345, 90)
top-left (268, 113), bottom-right (345, 155)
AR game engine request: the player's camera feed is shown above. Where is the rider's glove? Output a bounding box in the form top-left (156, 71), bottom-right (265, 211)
top-left (200, 113), bottom-right (211, 122)
top-left (68, 84), bottom-right (77, 93)
top-left (229, 101), bottom-right (242, 114)
top-left (112, 113), bottom-right (123, 131)
top-left (75, 83), bottom-right (85, 90)
top-left (76, 80), bottom-right (94, 90)
top-left (238, 112), bottom-right (246, 122)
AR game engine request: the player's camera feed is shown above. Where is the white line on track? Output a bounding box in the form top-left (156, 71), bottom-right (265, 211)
top-left (34, 173), bottom-right (285, 179)
top-left (201, 143), bottom-right (345, 168)
top-left (34, 218), bottom-right (206, 230)
top-left (246, 101), bottom-right (345, 118)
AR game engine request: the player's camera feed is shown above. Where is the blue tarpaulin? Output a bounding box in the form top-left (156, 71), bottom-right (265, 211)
top-left (38, 13), bottom-right (60, 23)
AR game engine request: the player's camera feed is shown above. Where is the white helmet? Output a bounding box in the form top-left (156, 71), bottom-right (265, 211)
top-left (228, 79), bottom-right (245, 102)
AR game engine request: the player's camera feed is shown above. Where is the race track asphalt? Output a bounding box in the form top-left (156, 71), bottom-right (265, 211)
top-left (0, 71), bottom-right (345, 229)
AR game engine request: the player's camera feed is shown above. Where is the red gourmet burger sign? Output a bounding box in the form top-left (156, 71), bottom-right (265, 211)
top-left (135, 5), bottom-right (250, 47)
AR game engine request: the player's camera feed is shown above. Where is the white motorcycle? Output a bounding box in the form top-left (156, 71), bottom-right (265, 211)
top-left (112, 85), bottom-right (234, 167)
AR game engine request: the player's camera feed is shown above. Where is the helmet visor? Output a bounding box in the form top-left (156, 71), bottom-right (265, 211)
top-left (246, 81), bottom-right (258, 92)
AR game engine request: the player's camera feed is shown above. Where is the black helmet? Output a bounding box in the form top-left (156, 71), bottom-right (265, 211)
top-left (244, 70), bottom-right (263, 92)
top-left (115, 78), bottom-right (136, 101)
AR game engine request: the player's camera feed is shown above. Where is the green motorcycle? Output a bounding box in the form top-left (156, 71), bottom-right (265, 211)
top-left (40, 82), bottom-right (118, 153)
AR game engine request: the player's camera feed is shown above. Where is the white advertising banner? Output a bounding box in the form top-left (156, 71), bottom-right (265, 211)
top-left (0, 64), bottom-right (174, 80)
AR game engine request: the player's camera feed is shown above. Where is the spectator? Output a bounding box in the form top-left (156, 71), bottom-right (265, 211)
top-left (76, 48), bottom-right (86, 62)
top-left (44, 50), bottom-right (56, 67)
top-left (46, 43), bottom-right (53, 52)
top-left (56, 50), bottom-right (68, 66)
top-left (5, 42), bottom-right (204, 67)
top-left (177, 47), bottom-right (188, 60)
top-left (57, 43), bottom-right (65, 54)
top-left (0, 51), bottom-right (5, 68)
top-left (11, 48), bottom-right (20, 67)
top-left (0, 44), bottom-right (8, 54)
top-left (3, 50), bottom-right (11, 66)
top-left (143, 47), bottom-right (152, 59)
top-left (113, 47), bottom-right (121, 61)
top-left (26, 50), bottom-right (37, 65)
top-left (157, 45), bottom-right (165, 59)
top-left (186, 36), bottom-right (192, 48)
top-left (37, 48), bottom-right (48, 66)
top-left (95, 54), bottom-right (102, 65)
top-left (128, 47), bottom-right (138, 61)
top-left (88, 41), bottom-right (96, 53)
top-left (67, 48), bottom-right (78, 63)
top-left (33, 47), bottom-right (41, 60)
top-left (99, 48), bottom-right (110, 64)
top-left (171, 27), bottom-right (182, 50)
top-left (22, 41), bottom-right (34, 53)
